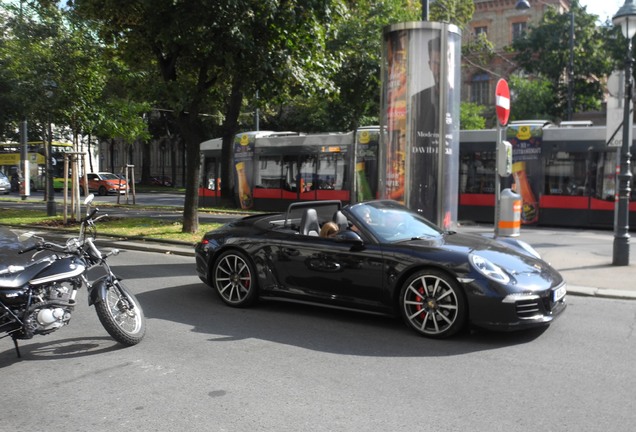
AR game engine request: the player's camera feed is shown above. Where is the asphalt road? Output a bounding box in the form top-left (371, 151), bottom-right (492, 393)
top-left (1, 248), bottom-right (634, 432)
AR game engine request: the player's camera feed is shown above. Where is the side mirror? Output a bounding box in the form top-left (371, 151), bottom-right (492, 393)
top-left (335, 230), bottom-right (364, 246)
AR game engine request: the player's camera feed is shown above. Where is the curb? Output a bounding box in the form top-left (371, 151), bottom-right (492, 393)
top-left (567, 285), bottom-right (636, 301)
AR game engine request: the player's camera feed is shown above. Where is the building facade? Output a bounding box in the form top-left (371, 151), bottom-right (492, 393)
top-left (462, 0), bottom-right (570, 120)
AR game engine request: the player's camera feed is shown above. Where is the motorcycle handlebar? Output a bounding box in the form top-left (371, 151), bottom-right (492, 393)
top-left (18, 244), bottom-right (39, 255)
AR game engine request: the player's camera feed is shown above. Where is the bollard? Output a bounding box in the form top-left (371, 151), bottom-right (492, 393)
top-left (498, 188), bottom-right (521, 237)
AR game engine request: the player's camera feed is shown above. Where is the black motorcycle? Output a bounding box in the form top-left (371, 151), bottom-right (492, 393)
top-left (0, 194), bottom-right (146, 357)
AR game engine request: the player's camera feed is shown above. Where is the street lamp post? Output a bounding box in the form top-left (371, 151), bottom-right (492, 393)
top-left (612, 0), bottom-right (636, 266)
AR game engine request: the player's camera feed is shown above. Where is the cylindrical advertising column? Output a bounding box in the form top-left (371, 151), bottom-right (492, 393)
top-left (380, 22), bottom-right (461, 230)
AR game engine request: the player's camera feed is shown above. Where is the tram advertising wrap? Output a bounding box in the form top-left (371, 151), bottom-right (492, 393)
top-left (234, 133), bottom-right (255, 209)
top-left (355, 128), bottom-right (379, 202)
top-left (507, 124), bottom-right (542, 224)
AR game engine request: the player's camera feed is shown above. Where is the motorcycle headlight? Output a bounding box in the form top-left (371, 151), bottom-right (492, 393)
top-left (469, 253), bottom-right (510, 284)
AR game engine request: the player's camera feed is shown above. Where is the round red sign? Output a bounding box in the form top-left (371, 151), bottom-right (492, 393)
top-left (495, 79), bottom-right (510, 126)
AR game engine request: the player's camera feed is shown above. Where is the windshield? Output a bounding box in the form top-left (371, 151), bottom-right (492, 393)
top-left (349, 201), bottom-right (443, 243)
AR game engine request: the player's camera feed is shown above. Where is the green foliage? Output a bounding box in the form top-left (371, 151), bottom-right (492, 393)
top-left (512, 1), bottom-right (613, 120)
top-left (509, 75), bottom-right (554, 122)
top-left (429, 0), bottom-right (475, 28)
top-left (0, 1), bottom-right (147, 146)
top-left (460, 102), bottom-right (486, 130)
top-left (462, 32), bottom-right (495, 66)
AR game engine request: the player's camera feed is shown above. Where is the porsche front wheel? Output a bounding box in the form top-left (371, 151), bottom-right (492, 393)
top-left (212, 251), bottom-right (258, 307)
top-left (399, 269), bottom-right (466, 338)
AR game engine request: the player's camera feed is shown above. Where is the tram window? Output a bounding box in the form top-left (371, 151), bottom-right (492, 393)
top-left (594, 152), bottom-right (618, 201)
top-left (203, 158), bottom-right (220, 190)
top-left (282, 156), bottom-right (299, 191)
top-left (460, 151), bottom-right (495, 194)
top-left (544, 151), bottom-right (588, 196)
top-left (255, 156), bottom-right (284, 189)
top-left (316, 153), bottom-right (346, 190)
top-left (299, 156), bottom-right (317, 192)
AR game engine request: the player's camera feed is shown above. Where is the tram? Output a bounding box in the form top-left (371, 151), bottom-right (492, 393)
top-left (199, 128), bottom-right (380, 212)
top-left (459, 121), bottom-right (636, 229)
top-left (199, 121), bottom-right (636, 229)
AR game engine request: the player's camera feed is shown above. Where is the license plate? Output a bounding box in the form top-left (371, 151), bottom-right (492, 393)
top-left (552, 286), bottom-right (566, 302)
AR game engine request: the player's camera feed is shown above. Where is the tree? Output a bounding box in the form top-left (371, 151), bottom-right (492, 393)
top-left (512, 0), bottom-right (613, 120)
top-left (429, 0), bottom-right (475, 27)
top-left (460, 102), bottom-right (486, 130)
top-left (508, 74), bottom-right (553, 122)
top-left (70, 0), bottom-right (337, 233)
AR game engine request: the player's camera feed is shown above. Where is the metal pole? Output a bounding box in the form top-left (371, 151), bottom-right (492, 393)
top-left (494, 125), bottom-right (502, 237)
top-left (421, 0), bottom-right (429, 21)
top-left (46, 118), bottom-right (57, 216)
top-left (19, 120), bottom-right (29, 201)
top-left (567, 11), bottom-right (574, 121)
top-left (613, 35), bottom-right (633, 266)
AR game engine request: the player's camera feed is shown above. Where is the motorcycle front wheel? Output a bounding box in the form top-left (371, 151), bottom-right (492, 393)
top-left (95, 281), bottom-right (145, 346)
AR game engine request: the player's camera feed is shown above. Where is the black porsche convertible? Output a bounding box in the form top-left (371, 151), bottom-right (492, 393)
top-left (195, 200), bottom-right (566, 338)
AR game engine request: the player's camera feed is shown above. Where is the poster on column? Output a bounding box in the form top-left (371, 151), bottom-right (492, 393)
top-left (409, 31), bottom-right (440, 223)
top-left (384, 30), bottom-right (407, 203)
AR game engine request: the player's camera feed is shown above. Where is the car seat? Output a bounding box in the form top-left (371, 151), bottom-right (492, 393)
top-left (299, 208), bottom-right (320, 236)
top-left (333, 210), bottom-right (349, 231)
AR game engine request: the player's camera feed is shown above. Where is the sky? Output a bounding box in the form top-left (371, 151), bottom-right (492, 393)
top-left (580, 0), bottom-right (623, 24)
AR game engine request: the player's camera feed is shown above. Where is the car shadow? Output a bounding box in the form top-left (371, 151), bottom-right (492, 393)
top-left (136, 283), bottom-right (550, 358)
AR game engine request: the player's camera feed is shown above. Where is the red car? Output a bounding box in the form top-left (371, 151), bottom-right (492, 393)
top-left (84, 172), bottom-right (129, 196)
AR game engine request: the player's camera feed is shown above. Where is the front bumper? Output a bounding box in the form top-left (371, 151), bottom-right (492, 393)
top-left (468, 283), bottom-right (567, 332)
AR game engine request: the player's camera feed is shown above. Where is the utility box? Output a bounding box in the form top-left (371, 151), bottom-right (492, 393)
top-left (498, 188), bottom-right (521, 237)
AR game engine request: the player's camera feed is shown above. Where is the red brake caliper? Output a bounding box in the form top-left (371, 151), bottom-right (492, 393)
top-left (415, 286), bottom-right (426, 320)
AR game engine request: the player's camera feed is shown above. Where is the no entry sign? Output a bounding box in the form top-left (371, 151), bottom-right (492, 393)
top-left (495, 79), bottom-right (510, 126)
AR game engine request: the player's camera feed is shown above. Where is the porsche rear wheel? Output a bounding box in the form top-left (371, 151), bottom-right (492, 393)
top-left (212, 251), bottom-right (258, 307)
top-left (399, 269), bottom-right (466, 338)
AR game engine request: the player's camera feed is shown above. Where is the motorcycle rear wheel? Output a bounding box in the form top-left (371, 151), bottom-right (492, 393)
top-left (95, 281), bottom-right (145, 346)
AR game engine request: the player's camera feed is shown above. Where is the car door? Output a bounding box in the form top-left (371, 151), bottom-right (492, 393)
top-left (87, 173), bottom-right (99, 192)
top-left (273, 233), bottom-right (387, 312)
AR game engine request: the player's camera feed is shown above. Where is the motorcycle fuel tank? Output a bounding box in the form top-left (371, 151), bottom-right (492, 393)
top-left (29, 257), bottom-right (86, 286)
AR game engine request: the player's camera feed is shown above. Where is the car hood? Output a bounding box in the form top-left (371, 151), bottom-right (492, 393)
top-left (397, 231), bottom-right (564, 289)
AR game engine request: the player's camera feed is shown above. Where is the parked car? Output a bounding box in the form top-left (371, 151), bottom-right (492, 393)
top-left (195, 199), bottom-right (567, 339)
top-left (0, 172), bottom-right (10, 195)
top-left (150, 175), bottom-right (172, 187)
top-left (85, 172), bottom-right (129, 196)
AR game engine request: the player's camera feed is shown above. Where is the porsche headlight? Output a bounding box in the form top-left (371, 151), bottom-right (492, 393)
top-left (470, 253), bottom-right (510, 284)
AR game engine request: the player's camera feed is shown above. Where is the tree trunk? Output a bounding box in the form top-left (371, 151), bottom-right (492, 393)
top-left (220, 77), bottom-right (244, 207)
top-left (141, 139), bottom-right (152, 184)
top-left (178, 112), bottom-right (206, 233)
